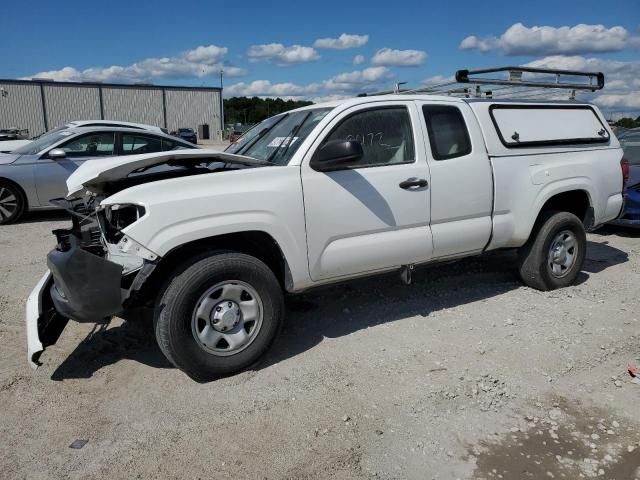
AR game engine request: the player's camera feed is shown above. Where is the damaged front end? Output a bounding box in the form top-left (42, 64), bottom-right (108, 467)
top-left (26, 197), bottom-right (159, 368)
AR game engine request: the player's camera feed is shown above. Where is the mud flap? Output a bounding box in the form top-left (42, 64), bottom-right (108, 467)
top-left (26, 271), bottom-right (70, 368)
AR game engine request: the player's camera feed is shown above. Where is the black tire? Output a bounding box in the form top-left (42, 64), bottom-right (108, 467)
top-left (0, 180), bottom-right (26, 225)
top-left (517, 210), bottom-right (586, 291)
top-left (154, 252), bottom-right (284, 382)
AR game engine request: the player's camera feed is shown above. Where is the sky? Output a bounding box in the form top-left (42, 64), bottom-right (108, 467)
top-left (1, 0), bottom-right (639, 116)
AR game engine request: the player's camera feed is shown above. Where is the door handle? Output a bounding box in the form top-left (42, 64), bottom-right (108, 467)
top-left (399, 178), bottom-right (428, 189)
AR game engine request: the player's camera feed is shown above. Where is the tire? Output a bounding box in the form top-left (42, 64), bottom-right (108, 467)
top-left (154, 252), bottom-right (284, 382)
top-left (0, 180), bottom-right (26, 225)
top-left (517, 210), bottom-right (586, 291)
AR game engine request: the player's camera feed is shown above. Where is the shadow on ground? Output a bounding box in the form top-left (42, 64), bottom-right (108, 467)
top-left (51, 315), bottom-right (172, 381)
top-left (50, 239), bottom-right (628, 380)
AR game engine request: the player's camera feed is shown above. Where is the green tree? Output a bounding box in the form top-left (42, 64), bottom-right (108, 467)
top-left (224, 97), bottom-right (313, 127)
top-left (616, 116), bottom-right (640, 129)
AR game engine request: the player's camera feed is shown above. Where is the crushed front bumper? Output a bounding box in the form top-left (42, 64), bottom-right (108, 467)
top-left (26, 271), bottom-right (69, 368)
top-left (26, 245), bottom-right (129, 368)
top-left (47, 243), bottom-right (124, 322)
top-left (26, 197), bottom-right (159, 369)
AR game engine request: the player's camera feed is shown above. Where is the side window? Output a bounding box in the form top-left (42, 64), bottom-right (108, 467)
top-left (161, 138), bottom-right (191, 151)
top-left (59, 132), bottom-right (115, 157)
top-left (121, 134), bottom-right (162, 155)
top-left (321, 107), bottom-right (415, 168)
top-left (422, 105), bottom-right (471, 160)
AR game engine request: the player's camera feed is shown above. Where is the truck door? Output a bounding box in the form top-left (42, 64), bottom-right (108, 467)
top-left (416, 101), bottom-right (493, 258)
top-left (301, 101), bottom-right (432, 281)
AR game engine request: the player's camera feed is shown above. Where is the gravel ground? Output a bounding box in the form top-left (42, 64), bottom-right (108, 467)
top-left (0, 212), bottom-right (639, 479)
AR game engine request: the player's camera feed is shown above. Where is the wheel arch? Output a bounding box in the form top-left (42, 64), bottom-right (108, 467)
top-left (534, 188), bottom-right (593, 228)
top-left (138, 230), bottom-right (294, 305)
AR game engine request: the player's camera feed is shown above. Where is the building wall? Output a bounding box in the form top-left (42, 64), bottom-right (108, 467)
top-left (0, 80), bottom-right (222, 140)
top-left (165, 89), bottom-right (221, 137)
top-left (102, 87), bottom-right (164, 127)
top-left (43, 84), bottom-right (101, 130)
top-left (0, 82), bottom-right (46, 137)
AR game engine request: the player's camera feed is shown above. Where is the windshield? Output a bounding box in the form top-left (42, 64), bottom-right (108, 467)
top-left (620, 132), bottom-right (640, 166)
top-left (13, 130), bottom-right (74, 155)
top-left (30, 125), bottom-right (69, 140)
top-left (226, 107), bottom-right (332, 165)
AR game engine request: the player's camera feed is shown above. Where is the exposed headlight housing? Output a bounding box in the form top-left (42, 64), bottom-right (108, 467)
top-left (98, 204), bottom-right (146, 243)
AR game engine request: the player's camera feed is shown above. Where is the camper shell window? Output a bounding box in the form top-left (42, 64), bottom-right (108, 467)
top-left (489, 104), bottom-right (609, 148)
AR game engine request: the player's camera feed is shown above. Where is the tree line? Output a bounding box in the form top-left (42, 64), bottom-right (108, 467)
top-left (614, 116), bottom-right (640, 129)
top-left (224, 97), bottom-right (313, 127)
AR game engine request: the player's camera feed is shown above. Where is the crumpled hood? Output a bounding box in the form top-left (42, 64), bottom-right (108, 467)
top-left (66, 149), bottom-right (271, 197)
top-left (0, 152), bottom-right (20, 164)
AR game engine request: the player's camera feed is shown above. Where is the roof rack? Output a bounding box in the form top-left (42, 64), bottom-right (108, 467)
top-left (359, 66), bottom-right (605, 100)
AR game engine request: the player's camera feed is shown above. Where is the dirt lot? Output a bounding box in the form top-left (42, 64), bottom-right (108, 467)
top-left (1, 212), bottom-right (639, 479)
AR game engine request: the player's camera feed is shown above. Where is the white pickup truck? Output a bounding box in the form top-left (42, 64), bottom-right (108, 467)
top-left (26, 89), bottom-right (625, 381)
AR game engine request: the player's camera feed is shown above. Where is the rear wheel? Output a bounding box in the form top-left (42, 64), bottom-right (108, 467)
top-left (0, 180), bottom-right (26, 225)
top-left (154, 252), bottom-right (284, 382)
top-left (517, 211), bottom-right (586, 291)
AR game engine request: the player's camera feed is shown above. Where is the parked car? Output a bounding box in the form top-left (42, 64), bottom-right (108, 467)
top-left (0, 128), bottom-right (28, 141)
top-left (45, 120), bottom-right (166, 136)
top-left (609, 128), bottom-right (640, 226)
top-left (229, 130), bottom-right (244, 144)
top-left (27, 95), bottom-right (624, 381)
top-left (0, 129), bottom-right (31, 153)
top-left (0, 121), bottom-right (167, 154)
top-left (172, 128), bottom-right (198, 144)
top-left (0, 127), bottom-right (197, 224)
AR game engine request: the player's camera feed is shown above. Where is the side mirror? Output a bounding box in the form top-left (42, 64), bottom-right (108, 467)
top-left (47, 148), bottom-right (66, 160)
top-left (310, 140), bottom-right (363, 172)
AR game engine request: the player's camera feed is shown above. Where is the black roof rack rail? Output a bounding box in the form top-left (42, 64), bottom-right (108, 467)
top-left (359, 66), bottom-right (605, 99)
top-left (455, 66), bottom-right (604, 91)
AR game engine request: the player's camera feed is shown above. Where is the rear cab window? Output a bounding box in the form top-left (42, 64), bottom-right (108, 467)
top-left (422, 105), bottom-right (472, 160)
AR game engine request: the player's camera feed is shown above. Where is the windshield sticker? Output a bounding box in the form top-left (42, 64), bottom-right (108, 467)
top-left (59, 131), bottom-right (74, 136)
top-left (267, 136), bottom-right (298, 148)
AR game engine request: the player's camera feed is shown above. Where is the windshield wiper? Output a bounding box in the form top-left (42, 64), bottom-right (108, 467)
top-left (265, 112), bottom-right (311, 165)
top-left (236, 114), bottom-right (289, 156)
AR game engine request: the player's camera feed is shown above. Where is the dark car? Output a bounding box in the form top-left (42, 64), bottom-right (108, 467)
top-left (0, 128), bottom-right (28, 141)
top-left (172, 128), bottom-right (197, 144)
top-left (610, 128), bottom-right (640, 227)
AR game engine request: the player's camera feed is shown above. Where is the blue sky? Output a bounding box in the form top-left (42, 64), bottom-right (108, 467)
top-left (1, 0), bottom-right (639, 113)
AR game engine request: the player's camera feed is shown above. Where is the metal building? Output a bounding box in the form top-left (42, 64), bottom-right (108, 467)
top-left (0, 79), bottom-right (223, 139)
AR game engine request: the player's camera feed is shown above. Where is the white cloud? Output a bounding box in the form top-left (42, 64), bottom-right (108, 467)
top-left (422, 74), bottom-right (454, 85)
top-left (371, 48), bottom-right (427, 67)
top-left (310, 93), bottom-right (352, 103)
top-left (331, 66), bottom-right (390, 83)
top-left (353, 54), bottom-right (365, 65)
top-left (225, 67), bottom-right (392, 99)
top-left (246, 43), bottom-right (319, 65)
top-left (184, 45), bottom-right (228, 64)
top-left (525, 55), bottom-right (640, 112)
top-left (224, 80), bottom-right (321, 97)
top-left (314, 33), bottom-right (369, 49)
top-left (322, 66), bottom-right (391, 92)
top-left (24, 45), bottom-right (245, 83)
top-left (460, 23), bottom-right (640, 56)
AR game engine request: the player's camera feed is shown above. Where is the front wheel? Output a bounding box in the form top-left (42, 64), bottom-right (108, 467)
top-left (0, 180), bottom-right (26, 225)
top-left (154, 252), bottom-right (284, 382)
top-left (517, 211), bottom-right (587, 291)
